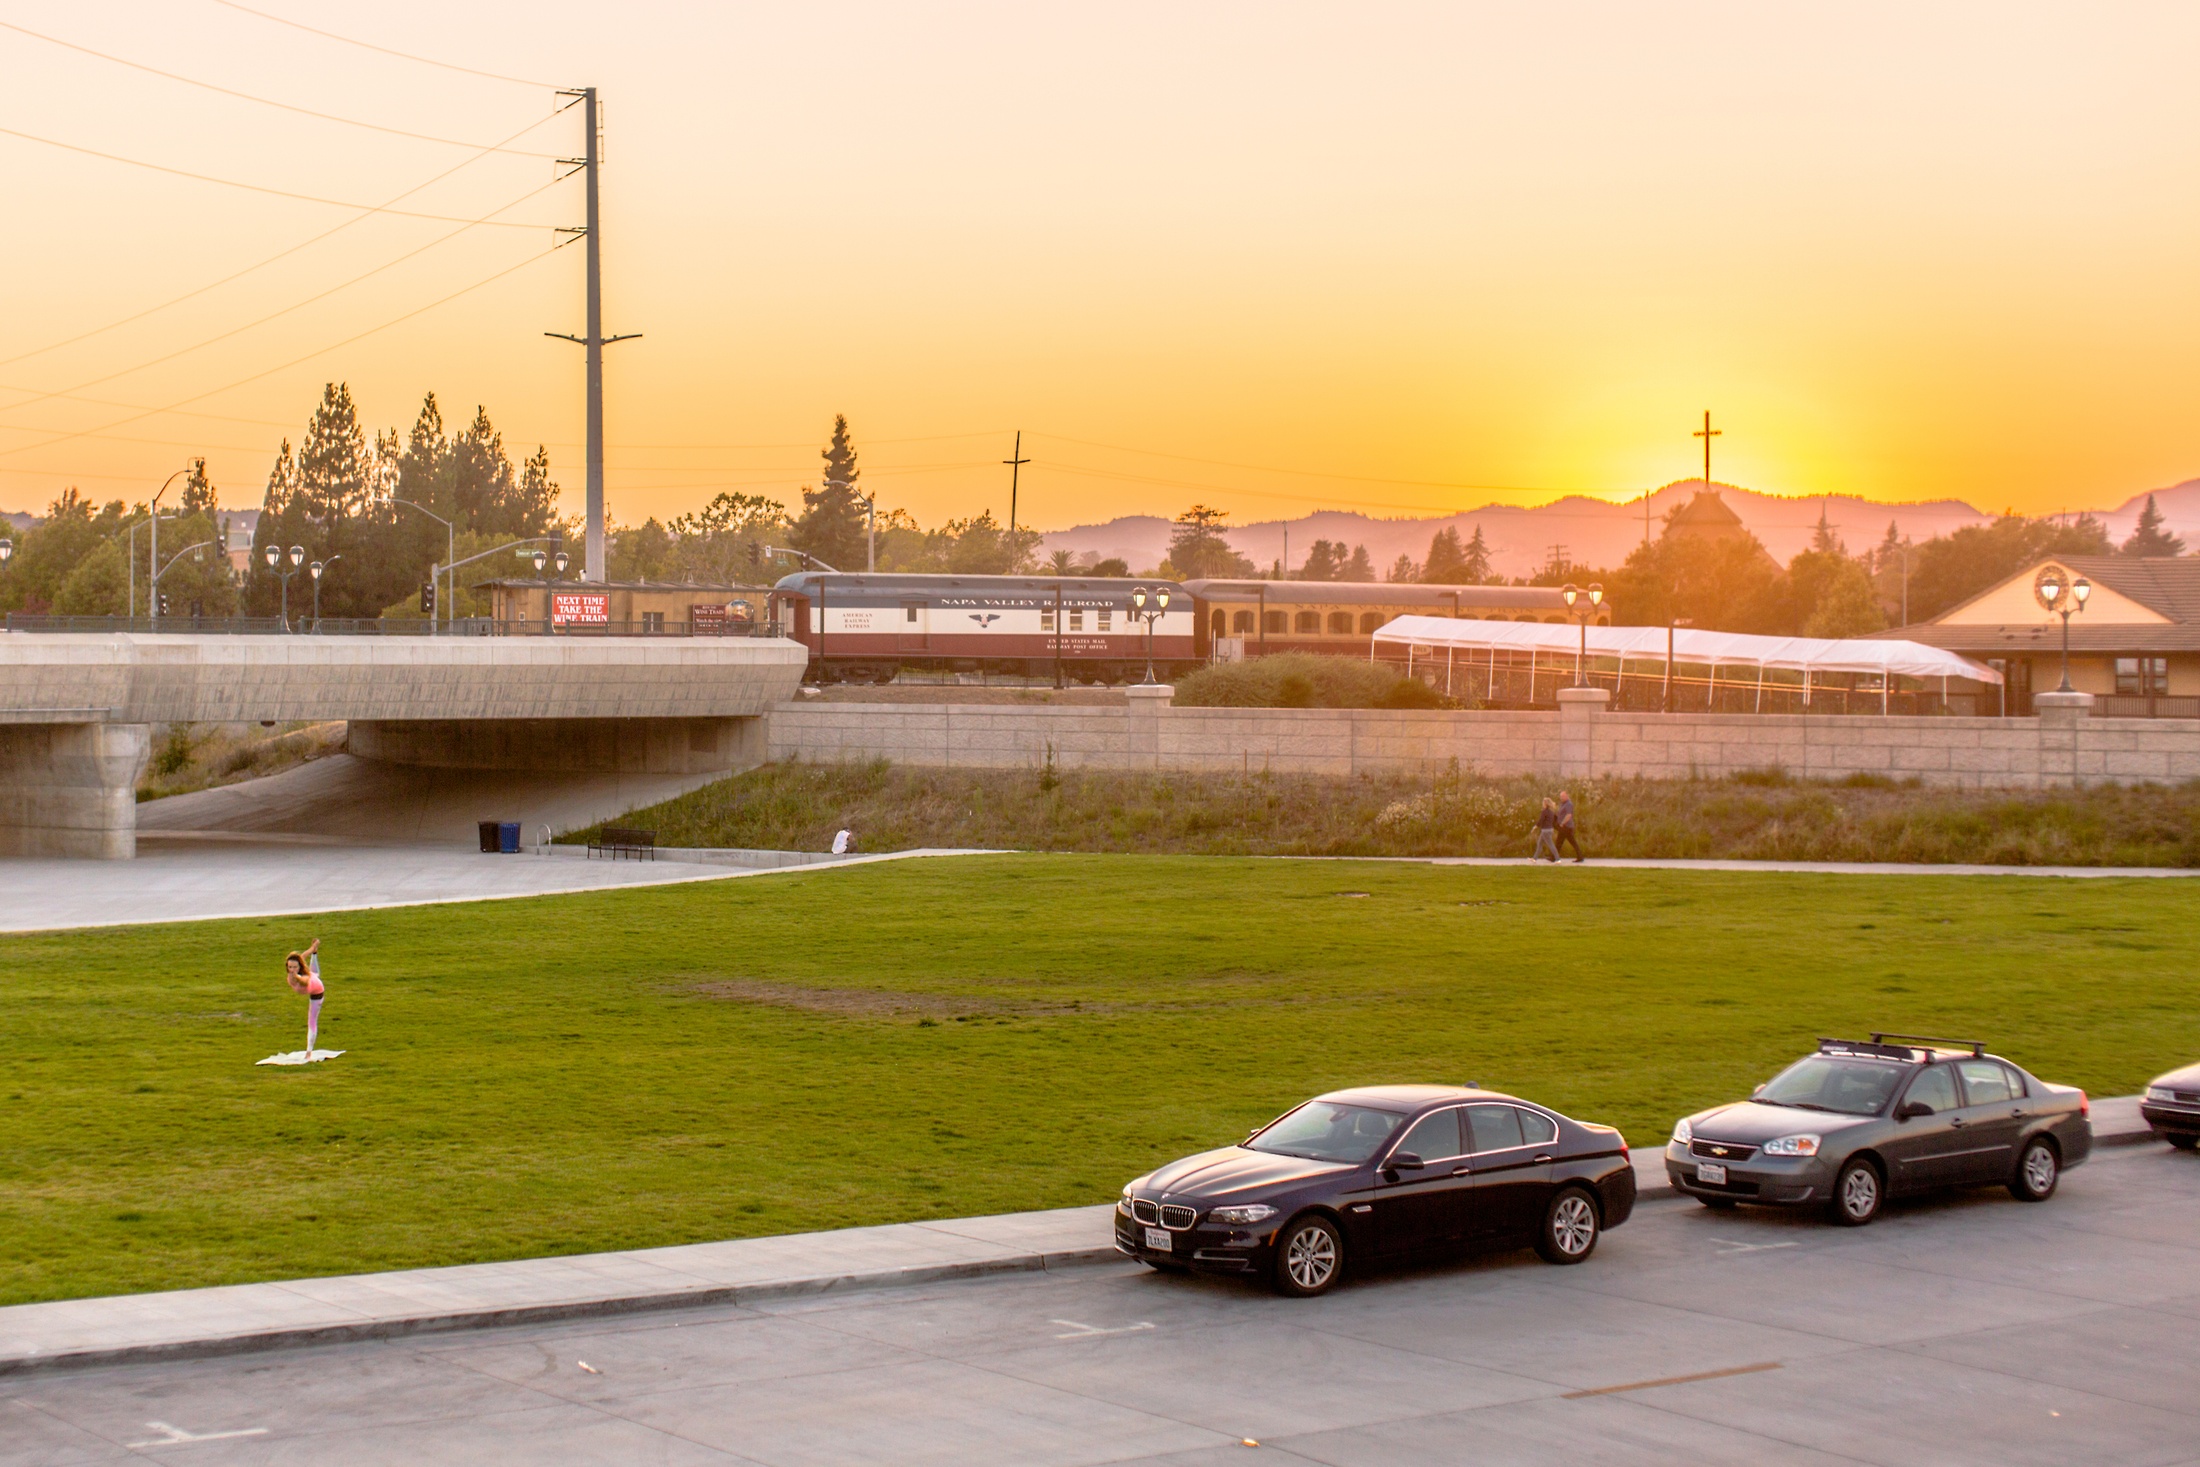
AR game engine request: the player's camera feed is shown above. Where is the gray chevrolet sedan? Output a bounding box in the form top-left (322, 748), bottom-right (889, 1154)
top-left (1665, 1035), bottom-right (2093, 1226)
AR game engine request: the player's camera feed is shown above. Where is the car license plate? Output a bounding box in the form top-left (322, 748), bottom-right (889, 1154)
top-left (1143, 1227), bottom-right (1173, 1252)
top-left (1697, 1162), bottom-right (1727, 1186)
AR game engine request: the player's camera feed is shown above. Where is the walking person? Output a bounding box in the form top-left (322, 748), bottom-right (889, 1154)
top-left (1555, 790), bottom-right (1586, 863)
top-left (1532, 797), bottom-right (1560, 863)
top-left (283, 937), bottom-right (326, 1056)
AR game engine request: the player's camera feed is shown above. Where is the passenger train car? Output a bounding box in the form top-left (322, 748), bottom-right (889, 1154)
top-left (769, 572), bottom-right (1601, 683)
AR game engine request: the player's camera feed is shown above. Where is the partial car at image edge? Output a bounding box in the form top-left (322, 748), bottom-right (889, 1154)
top-left (2140, 1060), bottom-right (2200, 1149)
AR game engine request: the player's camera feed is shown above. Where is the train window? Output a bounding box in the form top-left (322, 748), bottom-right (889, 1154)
top-left (1294, 611), bottom-right (1321, 633)
top-left (1327, 612), bottom-right (1354, 634)
top-left (1211, 610), bottom-right (1227, 638)
top-left (1069, 609), bottom-right (1085, 632)
top-left (1264, 611), bottom-right (1288, 635)
top-left (1040, 609), bottom-right (1056, 633)
top-left (1098, 609), bottom-right (1112, 631)
top-left (1360, 612), bottom-right (1384, 634)
top-left (1232, 611), bottom-right (1256, 635)
top-left (905, 605), bottom-right (919, 623)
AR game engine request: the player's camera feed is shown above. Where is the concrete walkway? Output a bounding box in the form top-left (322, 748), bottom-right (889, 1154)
top-left (0, 844), bottom-right (980, 934)
top-left (0, 1101), bottom-right (2153, 1378)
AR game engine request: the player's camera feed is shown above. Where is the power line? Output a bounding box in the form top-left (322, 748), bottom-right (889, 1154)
top-left (0, 177), bottom-right (565, 423)
top-left (0, 123), bottom-right (552, 227)
top-left (210, 0), bottom-right (558, 89)
top-left (0, 112), bottom-right (563, 372)
top-left (1032, 431), bottom-right (1624, 499)
top-left (0, 248), bottom-right (559, 463)
top-left (0, 20), bottom-right (558, 156)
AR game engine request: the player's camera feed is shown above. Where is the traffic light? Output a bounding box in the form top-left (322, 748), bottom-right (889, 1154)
top-left (158, 593), bottom-right (170, 616)
top-left (748, 541), bottom-right (762, 570)
top-left (420, 580), bottom-right (435, 614)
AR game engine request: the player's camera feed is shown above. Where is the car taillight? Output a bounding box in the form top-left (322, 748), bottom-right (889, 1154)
top-left (2079, 1091), bottom-right (2089, 1118)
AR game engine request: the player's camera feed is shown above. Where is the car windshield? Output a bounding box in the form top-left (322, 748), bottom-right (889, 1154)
top-left (1247, 1101), bottom-right (1405, 1163)
top-left (1757, 1056), bottom-right (1905, 1116)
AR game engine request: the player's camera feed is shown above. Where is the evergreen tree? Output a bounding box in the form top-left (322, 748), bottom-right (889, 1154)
top-left (1166, 505), bottom-right (1253, 579)
top-left (1300, 539), bottom-right (1343, 581)
top-left (1342, 544), bottom-right (1375, 582)
top-left (1462, 524), bottom-right (1493, 583)
top-left (180, 458), bottom-right (218, 516)
top-left (1811, 503), bottom-right (1844, 555)
top-left (2122, 494), bottom-right (2185, 557)
top-left (1422, 527), bottom-right (1470, 583)
top-left (1387, 553), bottom-right (1420, 583)
top-left (788, 415), bottom-right (870, 569)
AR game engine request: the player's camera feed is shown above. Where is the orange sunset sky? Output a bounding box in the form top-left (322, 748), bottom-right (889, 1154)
top-left (4, 2), bottom-right (2198, 531)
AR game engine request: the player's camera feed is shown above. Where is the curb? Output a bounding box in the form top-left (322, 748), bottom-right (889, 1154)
top-left (0, 1246), bottom-right (1122, 1379)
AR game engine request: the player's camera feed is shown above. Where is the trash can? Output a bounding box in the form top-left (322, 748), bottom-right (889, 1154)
top-left (478, 821), bottom-right (501, 854)
top-left (498, 821), bottom-right (522, 854)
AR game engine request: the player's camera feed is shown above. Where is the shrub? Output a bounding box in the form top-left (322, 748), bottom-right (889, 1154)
top-left (1173, 653), bottom-right (1458, 710)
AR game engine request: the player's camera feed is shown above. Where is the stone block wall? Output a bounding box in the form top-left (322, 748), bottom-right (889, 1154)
top-left (765, 691), bottom-right (2200, 790)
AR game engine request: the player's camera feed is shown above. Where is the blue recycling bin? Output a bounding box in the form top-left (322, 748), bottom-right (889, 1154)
top-left (498, 821), bottom-right (521, 854)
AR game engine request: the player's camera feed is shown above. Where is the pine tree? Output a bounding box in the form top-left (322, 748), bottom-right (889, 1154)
top-left (788, 415), bottom-right (870, 570)
top-left (1422, 527), bottom-right (1470, 584)
top-left (1166, 505), bottom-right (1251, 579)
top-left (1387, 553), bottom-right (1420, 583)
top-left (1342, 544), bottom-right (1375, 582)
top-left (1462, 525), bottom-right (1492, 584)
top-left (180, 457), bottom-right (218, 515)
top-left (295, 383), bottom-right (366, 522)
top-left (2122, 494), bottom-right (2185, 557)
top-left (1811, 503), bottom-right (1843, 555)
top-left (1300, 539), bottom-right (1343, 581)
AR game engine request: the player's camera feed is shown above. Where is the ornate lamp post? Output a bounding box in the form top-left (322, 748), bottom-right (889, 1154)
top-left (2034, 567), bottom-right (2091, 693)
top-left (528, 544), bottom-right (571, 633)
top-left (1129, 584), bottom-right (1172, 684)
top-left (1559, 582), bottom-right (1604, 687)
top-left (308, 554), bottom-right (343, 628)
top-left (265, 543), bottom-right (306, 631)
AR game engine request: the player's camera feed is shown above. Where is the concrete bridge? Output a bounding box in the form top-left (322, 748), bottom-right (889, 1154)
top-left (0, 634), bottom-right (808, 857)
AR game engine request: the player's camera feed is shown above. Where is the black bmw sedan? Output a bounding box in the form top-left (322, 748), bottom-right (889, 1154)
top-left (1115, 1085), bottom-right (1636, 1297)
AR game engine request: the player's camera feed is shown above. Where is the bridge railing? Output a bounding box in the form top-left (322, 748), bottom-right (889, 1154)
top-left (4, 615), bottom-right (787, 639)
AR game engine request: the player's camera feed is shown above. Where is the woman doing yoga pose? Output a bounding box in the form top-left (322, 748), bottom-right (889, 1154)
top-left (283, 938), bottom-right (326, 1055)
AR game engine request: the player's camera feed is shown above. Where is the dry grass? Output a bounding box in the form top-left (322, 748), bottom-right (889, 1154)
top-left (137, 721), bottom-right (347, 802)
top-left (569, 758), bottom-right (2200, 867)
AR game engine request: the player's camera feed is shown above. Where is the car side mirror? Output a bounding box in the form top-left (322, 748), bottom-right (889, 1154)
top-left (1896, 1101), bottom-right (1932, 1121)
top-left (1752, 1083), bottom-right (1766, 1097)
top-left (1385, 1152), bottom-right (1424, 1172)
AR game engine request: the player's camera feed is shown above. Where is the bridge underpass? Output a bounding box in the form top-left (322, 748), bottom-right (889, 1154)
top-left (0, 634), bottom-right (808, 858)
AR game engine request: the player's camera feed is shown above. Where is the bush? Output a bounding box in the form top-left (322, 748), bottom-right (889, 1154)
top-left (1172, 653), bottom-right (1459, 710)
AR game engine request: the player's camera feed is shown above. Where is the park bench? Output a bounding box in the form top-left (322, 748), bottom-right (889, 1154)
top-left (589, 826), bottom-right (658, 861)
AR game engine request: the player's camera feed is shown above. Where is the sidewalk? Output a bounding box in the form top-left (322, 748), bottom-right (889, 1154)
top-left (0, 1101), bottom-right (2153, 1378)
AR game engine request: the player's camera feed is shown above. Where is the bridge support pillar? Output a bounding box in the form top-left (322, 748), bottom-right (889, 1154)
top-left (0, 722), bottom-right (151, 860)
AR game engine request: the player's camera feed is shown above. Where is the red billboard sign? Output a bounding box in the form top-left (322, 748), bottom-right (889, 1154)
top-left (552, 592), bottom-right (609, 626)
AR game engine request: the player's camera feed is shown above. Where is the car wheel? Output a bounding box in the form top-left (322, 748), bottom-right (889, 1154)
top-left (1536, 1188), bottom-right (1601, 1264)
top-left (2166, 1134), bottom-right (2198, 1152)
top-left (1272, 1215), bottom-right (1343, 1297)
top-left (1829, 1156), bottom-right (1883, 1226)
top-left (2009, 1138), bottom-right (2059, 1202)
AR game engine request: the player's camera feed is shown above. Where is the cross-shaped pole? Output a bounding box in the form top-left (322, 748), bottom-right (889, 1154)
top-left (1003, 431), bottom-right (1031, 538)
top-left (1693, 410), bottom-right (1721, 486)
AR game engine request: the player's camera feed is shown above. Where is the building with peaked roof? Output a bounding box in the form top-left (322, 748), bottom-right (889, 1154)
top-left (1664, 488), bottom-right (1781, 569)
top-left (1890, 554), bottom-right (2200, 715)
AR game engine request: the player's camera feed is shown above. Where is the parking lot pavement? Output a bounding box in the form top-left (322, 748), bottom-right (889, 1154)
top-left (4, 1142), bottom-right (2194, 1466)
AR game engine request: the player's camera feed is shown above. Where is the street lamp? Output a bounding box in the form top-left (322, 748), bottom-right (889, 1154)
top-left (308, 554), bottom-right (342, 628)
top-left (1559, 582), bottom-right (1604, 687)
top-left (1129, 584), bottom-right (1172, 685)
top-left (374, 455), bottom-right (454, 635)
top-left (2034, 567), bottom-right (2091, 694)
top-left (265, 543), bottom-right (306, 631)
top-left (0, 538), bottom-right (12, 566)
top-left (1663, 617), bottom-right (1694, 712)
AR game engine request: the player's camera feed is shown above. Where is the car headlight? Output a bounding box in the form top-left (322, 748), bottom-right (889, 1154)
top-left (1206, 1204), bottom-right (1278, 1226)
top-left (1118, 1185), bottom-right (1136, 1215)
top-left (1671, 1117), bottom-right (1693, 1145)
top-left (1761, 1134), bottom-right (1822, 1158)
top-left (2147, 1086), bottom-right (2176, 1102)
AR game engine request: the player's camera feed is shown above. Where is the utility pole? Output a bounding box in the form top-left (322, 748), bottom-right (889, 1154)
top-left (1003, 431), bottom-right (1029, 540)
top-left (1693, 410), bottom-right (1721, 487)
top-left (547, 87), bottom-right (640, 583)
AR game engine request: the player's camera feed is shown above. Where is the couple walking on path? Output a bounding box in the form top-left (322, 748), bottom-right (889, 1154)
top-left (1532, 792), bottom-right (1586, 864)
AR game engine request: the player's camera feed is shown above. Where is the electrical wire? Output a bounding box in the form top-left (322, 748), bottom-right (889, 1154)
top-left (0, 111), bottom-right (565, 372)
top-left (209, 0), bottom-right (558, 89)
top-left (0, 248), bottom-right (559, 463)
top-left (0, 123), bottom-right (551, 226)
top-left (0, 20), bottom-right (557, 156)
top-left (1031, 431), bottom-right (1624, 500)
top-left (0, 177), bottom-right (566, 423)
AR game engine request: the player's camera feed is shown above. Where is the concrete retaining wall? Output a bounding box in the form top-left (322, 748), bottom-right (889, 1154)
top-left (766, 688), bottom-right (2200, 789)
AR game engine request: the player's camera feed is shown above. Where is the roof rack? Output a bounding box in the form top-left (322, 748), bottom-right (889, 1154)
top-left (1818, 1037), bottom-right (1925, 1061)
top-left (1871, 1032), bottom-right (1986, 1057)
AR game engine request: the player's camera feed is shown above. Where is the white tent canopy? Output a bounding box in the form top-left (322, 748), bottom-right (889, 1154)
top-left (1370, 615), bottom-right (2001, 685)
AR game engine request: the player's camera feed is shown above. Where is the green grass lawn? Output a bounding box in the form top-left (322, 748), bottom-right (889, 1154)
top-left (3, 855), bottom-right (2194, 1306)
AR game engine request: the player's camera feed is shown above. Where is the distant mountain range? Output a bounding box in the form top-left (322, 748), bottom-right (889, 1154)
top-left (1035, 478), bottom-right (2200, 580)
